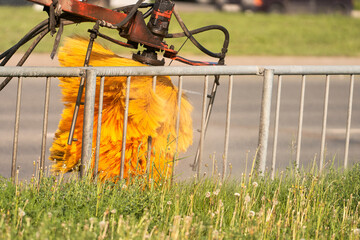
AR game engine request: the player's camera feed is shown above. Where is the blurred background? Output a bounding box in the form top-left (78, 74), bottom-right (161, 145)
top-left (1, 0), bottom-right (359, 15)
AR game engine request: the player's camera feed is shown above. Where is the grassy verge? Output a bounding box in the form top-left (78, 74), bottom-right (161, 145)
top-left (1, 164), bottom-right (360, 239)
top-left (1, 6), bottom-right (360, 56)
top-left (355, 0), bottom-right (360, 10)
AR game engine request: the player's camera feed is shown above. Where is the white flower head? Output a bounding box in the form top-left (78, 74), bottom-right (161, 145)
top-left (18, 208), bottom-right (26, 218)
top-left (213, 189), bottom-right (220, 196)
top-left (244, 194), bottom-right (251, 204)
top-left (167, 201), bottom-right (172, 205)
top-left (354, 228), bottom-right (360, 235)
top-left (248, 210), bottom-right (255, 218)
top-left (205, 192), bottom-right (211, 198)
top-left (99, 220), bottom-right (106, 229)
top-left (89, 217), bottom-right (96, 224)
top-left (110, 209), bottom-right (117, 214)
top-left (234, 192), bottom-right (240, 197)
top-left (252, 182), bottom-right (258, 188)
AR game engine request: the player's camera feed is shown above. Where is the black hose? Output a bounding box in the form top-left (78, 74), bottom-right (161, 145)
top-left (0, 19), bottom-right (49, 66)
top-left (0, 27), bottom-right (50, 91)
top-left (171, 9), bottom-right (229, 60)
top-left (115, 0), bottom-right (145, 28)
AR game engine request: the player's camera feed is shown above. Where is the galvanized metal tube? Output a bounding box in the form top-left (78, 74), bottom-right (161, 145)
top-left (197, 75), bottom-right (209, 178)
top-left (295, 75), bottom-right (306, 169)
top-left (344, 74), bottom-right (354, 169)
top-left (120, 76), bottom-right (131, 180)
top-left (2, 65), bottom-right (360, 78)
top-left (152, 76), bottom-right (157, 91)
top-left (192, 79), bottom-right (219, 170)
top-left (11, 77), bottom-right (23, 181)
top-left (223, 75), bottom-right (233, 181)
top-left (146, 136), bottom-right (152, 182)
top-left (172, 76), bottom-right (183, 180)
top-left (271, 75), bottom-right (282, 179)
top-left (39, 77), bottom-right (51, 178)
top-left (257, 69), bottom-right (274, 175)
top-left (94, 76), bottom-right (105, 179)
top-left (80, 69), bottom-right (97, 178)
top-left (146, 76), bottom-right (156, 179)
top-left (319, 75), bottom-right (330, 172)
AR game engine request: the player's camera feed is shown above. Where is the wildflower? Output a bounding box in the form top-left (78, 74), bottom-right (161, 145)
top-left (354, 228), bottom-right (360, 235)
top-left (47, 212), bottom-right (52, 218)
top-left (18, 208), bottom-right (26, 218)
top-left (121, 184), bottom-right (127, 189)
top-left (241, 183), bottom-right (246, 189)
top-left (205, 192), bottom-right (211, 198)
top-left (248, 210), bottom-right (255, 218)
top-left (167, 201), bottom-right (172, 205)
top-left (99, 220), bottom-right (106, 229)
top-left (244, 194), bottom-right (251, 204)
top-left (234, 192), bottom-right (240, 197)
top-left (89, 217), bottom-right (96, 224)
top-left (252, 182), bottom-right (258, 188)
top-left (273, 199), bottom-right (279, 206)
top-left (110, 209), bottom-right (117, 214)
top-left (213, 189), bottom-right (220, 196)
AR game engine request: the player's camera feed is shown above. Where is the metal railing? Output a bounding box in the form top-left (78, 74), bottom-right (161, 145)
top-left (1, 65), bottom-right (359, 181)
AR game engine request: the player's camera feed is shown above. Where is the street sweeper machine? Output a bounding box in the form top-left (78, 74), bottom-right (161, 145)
top-left (0, 0), bottom-right (230, 175)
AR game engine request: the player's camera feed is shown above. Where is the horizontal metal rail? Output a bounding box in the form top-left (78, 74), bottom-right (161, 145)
top-left (1, 65), bottom-right (360, 77)
top-left (2, 65), bottom-right (359, 181)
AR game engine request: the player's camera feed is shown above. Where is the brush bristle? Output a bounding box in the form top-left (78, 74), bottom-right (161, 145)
top-left (50, 36), bottom-right (193, 181)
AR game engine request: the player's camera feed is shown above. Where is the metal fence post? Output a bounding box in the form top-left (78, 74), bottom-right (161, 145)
top-left (344, 74), bottom-right (354, 169)
top-left (256, 69), bottom-right (274, 175)
top-left (120, 76), bottom-right (131, 180)
top-left (94, 76), bottom-right (105, 179)
top-left (197, 75), bottom-right (209, 178)
top-left (80, 69), bottom-right (97, 178)
top-left (319, 75), bottom-right (330, 173)
top-left (295, 75), bottom-right (306, 169)
top-left (271, 75), bottom-right (282, 179)
top-left (223, 75), bottom-right (233, 181)
top-left (39, 77), bottom-right (51, 179)
top-left (11, 77), bottom-right (23, 182)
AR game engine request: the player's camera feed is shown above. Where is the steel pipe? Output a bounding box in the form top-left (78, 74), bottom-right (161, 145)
top-left (319, 75), bottom-right (330, 172)
top-left (94, 76), bottom-right (105, 179)
top-left (197, 75), bottom-right (209, 178)
top-left (80, 69), bottom-right (97, 178)
top-left (2, 65), bottom-right (360, 77)
top-left (271, 75), bottom-right (282, 179)
top-left (344, 75), bottom-right (354, 169)
top-left (11, 77), bottom-right (23, 181)
top-left (295, 75), bottom-right (306, 169)
top-left (39, 77), bottom-right (51, 178)
top-left (257, 69), bottom-right (274, 175)
top-left (120, 76), bottom-right (131, 180)
top-left (223, 75), bottom-right (233, 181)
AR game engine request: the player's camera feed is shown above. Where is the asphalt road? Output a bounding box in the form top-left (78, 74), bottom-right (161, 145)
top-left (1, 54), bottom-right (360, 180)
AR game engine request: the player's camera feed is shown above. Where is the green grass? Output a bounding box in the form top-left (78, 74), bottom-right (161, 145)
top-left (355, 0), bottom-right (360, 10)
top-left (1, 6), bottom-right (360, 57)
top-left (1, 163), bottom-right (360, 239)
